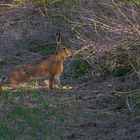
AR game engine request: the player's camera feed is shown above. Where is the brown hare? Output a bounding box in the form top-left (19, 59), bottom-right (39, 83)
top-left (0, 33), bottom-right (71, 91)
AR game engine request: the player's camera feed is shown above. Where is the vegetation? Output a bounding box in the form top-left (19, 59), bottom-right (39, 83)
top-left (0, 0), bottom-right (140, 139)
top-left (102, 45), bottom-right (140, 77)
top-left (65, 56), bottom-right (91, 78)
top-left (23, 37), bottom-right (56, 56)
top-left (0, 88), bottom-right (140, 139)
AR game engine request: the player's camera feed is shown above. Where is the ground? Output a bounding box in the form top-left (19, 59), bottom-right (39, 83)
top-left (0, 1), bottom-right (140, 140)
top-left (0, 86), bottom-right (140, 140)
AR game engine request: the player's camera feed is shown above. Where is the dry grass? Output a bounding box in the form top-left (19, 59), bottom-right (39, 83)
top-left (0, 0), bottom-right (140, 139)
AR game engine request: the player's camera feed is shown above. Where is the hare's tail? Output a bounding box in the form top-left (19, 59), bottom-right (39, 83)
top-left (0, 75), bottom-right (8, 93)
top-left (2, 75), bottom-right (8, 82)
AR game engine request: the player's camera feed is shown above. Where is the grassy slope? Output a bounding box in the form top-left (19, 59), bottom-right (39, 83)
top-left (0, 88), bottom-right (140, 140)
top-left (0, 1), bottom-right (140, 140)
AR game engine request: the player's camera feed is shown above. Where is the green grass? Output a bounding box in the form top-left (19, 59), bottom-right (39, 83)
top-left (116, 84), bottom-right (134, 92)
top-left (0, 123), bottom-right (16, 140)
top-left (0, 90), bottom-right (59, 139)
top-left (116, 97), bottom-right (127, 110)
top-left (18, 37), bottom-right (56, 56)
top-left (32, 0), bottom-right (81, 7)
top-left (0, 88), bottom-right (139, 139)
top-left (131, 93), bottom-right (140, 108)
top-left (0, 89), bottom-right (76, 139)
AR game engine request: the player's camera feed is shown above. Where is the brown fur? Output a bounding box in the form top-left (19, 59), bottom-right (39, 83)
top-left (0, 47), bottom-right (71, 90)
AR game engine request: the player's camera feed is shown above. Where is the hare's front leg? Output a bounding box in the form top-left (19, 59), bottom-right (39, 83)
top-left (55, 75), bottom-right (62, 89)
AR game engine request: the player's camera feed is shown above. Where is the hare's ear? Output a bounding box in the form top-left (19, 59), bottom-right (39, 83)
top-left (56, 33), bottom-right (62, 49)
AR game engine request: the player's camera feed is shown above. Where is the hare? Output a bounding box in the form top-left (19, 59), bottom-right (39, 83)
top-left (0, 33), bottom-right (71, 91)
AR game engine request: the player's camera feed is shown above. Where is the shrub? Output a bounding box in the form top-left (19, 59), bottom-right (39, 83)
top-left (65, 56), bottom-right (91, 78)
top-left (102, 45), bottom-right (140, 77)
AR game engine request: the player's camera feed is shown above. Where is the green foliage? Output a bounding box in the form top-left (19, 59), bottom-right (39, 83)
top-left (131, 94), bottom-right (140, 105)
top-left (24, 37), bottom-right (43, 52)
top-left (32, 0), bottom-right (54, 6)
top-left (91, 112), bottom-right (111, 121)
top-left (24, 37), bottom-right (55, 56)
top-left (0, 57), bottom-right (22, 67)
top-left (116, 84), bottom-right (133, 92)
top-left (121, 0), bottom-right (140, 4)
top-left (0, 123), bottom-right (16, 140)
top-left (32, 0), bottom-right (81, 22)
top-left (0, 87), bottom-right (139, 139)
top-left (12, 106), bottom-right (28, 116)
top-left (0, 68), bottom-right (5, 77)
top-left (0, 90), bottom-right (67, 139)
top-left (32, 0), bottom-right (80, 7)
top-left (66, 56), bottom-right (91, 78)
top-left (104, 47), bottom-right (131, 76)
top-left (102, 45), bottom-right (140, 77)
top-left (8, 58), bottom-right (23, 66)
top-left (41, 45), bottom-right (56, 56)
top-left (0, 58), bottom-right (6, 65)
top-left (116, 97), bottom-right (127, 110)
top-left (0, 6), bottom-right (11, 13)
top-left (136, 0), bottom-right (140, 3)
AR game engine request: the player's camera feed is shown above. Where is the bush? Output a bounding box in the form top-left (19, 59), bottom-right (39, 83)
top-left (65, 56), bottom-right (91, 78)
top-left (102, 45), bottom-right (140, 77)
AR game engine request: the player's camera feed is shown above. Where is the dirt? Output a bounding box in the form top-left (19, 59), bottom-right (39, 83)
top-left (0, 2), bottom-right (140, 140)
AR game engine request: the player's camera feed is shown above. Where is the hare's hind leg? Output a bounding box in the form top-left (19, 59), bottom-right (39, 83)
top-left (49, 76), bottom-right (54, 89)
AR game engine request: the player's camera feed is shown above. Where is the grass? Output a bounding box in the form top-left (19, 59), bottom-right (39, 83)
top-left (19, 37), bottom-right (56, 56)
top-left (0, 90), bottom-right (61, 139)
top-left (0, 123), bottom-right (16, 140)
top-left (0, 84), bottom-right (140, 139)
top-left (0, 88), bottom-right (112, 139)
top-left (0, 89), bottom-right (76, 139)
top-left (0, 0), bottom-right (140, 139)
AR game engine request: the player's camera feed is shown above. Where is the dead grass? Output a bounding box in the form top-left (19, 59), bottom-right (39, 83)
top-left (0, 1), bottom-right (140, 140)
